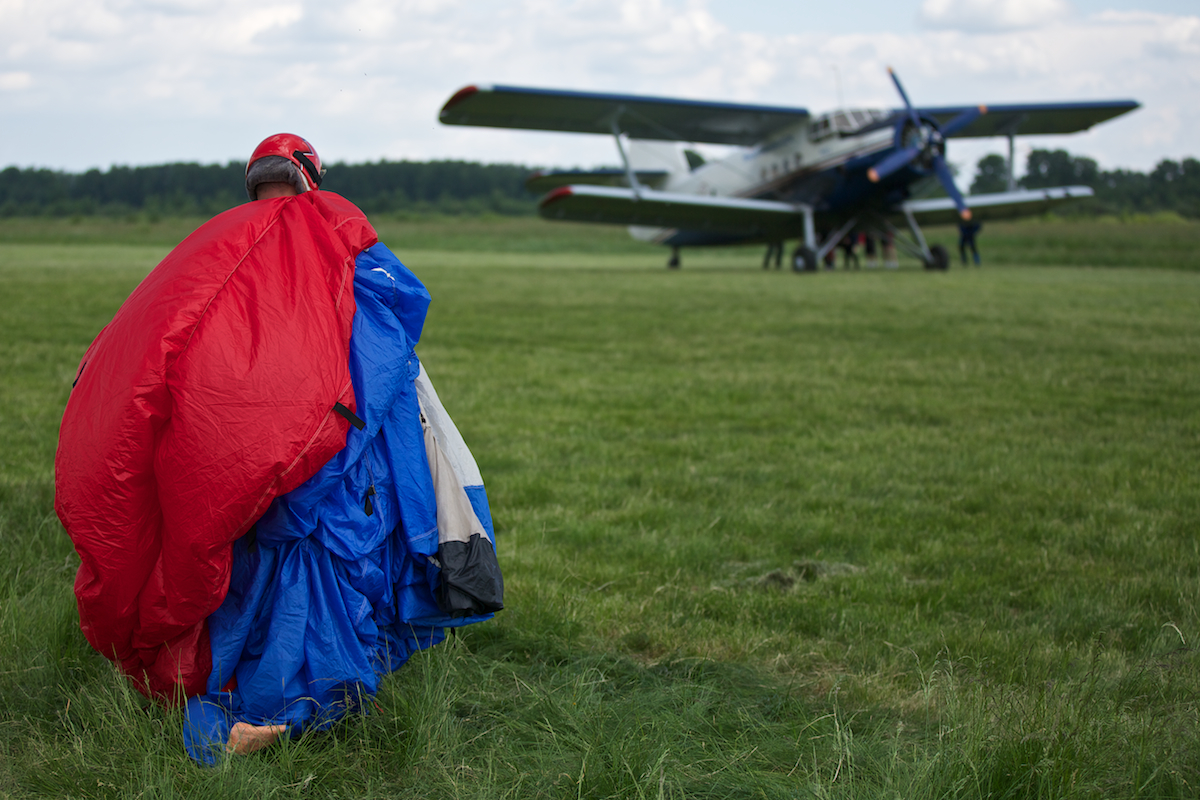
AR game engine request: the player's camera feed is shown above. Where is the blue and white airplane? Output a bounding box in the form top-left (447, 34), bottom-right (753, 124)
top-left (439, 70), bottom-right (1138, 270)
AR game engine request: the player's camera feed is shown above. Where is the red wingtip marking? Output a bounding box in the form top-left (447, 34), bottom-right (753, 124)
top-left (540, 186), bottom-right (575, 206)
top-left (441, 85), bottom-right (479, 112)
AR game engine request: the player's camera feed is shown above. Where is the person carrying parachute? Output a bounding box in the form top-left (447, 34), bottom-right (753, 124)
top-left (55, 134), bottom-right (503, 764)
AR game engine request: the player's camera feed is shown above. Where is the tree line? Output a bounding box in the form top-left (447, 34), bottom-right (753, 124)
top-left (1, 150), bottom-right (1196, 218)
top-left (0, 159), bottom-right (539, 218)
top-left (970, 150), bottom-right (1200, 218)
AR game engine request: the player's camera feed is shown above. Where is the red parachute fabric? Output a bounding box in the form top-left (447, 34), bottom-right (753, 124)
top-left (55, 192), bottom-right (377, 699)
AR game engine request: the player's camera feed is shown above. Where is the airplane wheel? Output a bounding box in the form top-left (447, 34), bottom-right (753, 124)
top-left (792, 247), bottom-right (818, 272)
top-left (667, 248), bottom-right (681, 269)
top-left (925, 244), bottom-right (949, 271)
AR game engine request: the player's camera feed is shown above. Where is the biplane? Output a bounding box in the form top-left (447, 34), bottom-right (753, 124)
top-left (439, 70), bottom-right (1138, 270)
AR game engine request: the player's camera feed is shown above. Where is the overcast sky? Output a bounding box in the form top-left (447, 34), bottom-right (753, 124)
top-left (3, 0), bottom-right (1197, 182)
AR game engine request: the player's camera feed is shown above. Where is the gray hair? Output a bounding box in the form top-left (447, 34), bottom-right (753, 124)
top-left (245, 156), bottom-right (308, 200)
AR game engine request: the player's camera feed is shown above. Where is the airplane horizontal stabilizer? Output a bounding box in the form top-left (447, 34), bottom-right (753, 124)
top-left (902, 186), bottom-right (1095, 225)
top-left (525, 169), bottom-right (671, 194)
top-left (538, 185), bottom-right (804, 236)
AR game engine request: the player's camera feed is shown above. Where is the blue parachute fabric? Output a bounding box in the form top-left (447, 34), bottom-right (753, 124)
top-left (465, 486), bottom-right (493, 540)
top-left (184, 244), bottom-right (494, 765)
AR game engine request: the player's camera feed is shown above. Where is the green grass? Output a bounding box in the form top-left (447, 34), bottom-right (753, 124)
top-left (2, 217), bottom-right (1200, 798)
top-left (3, 211), bottom-right (1196, 268)
top-left (930, 214), bottom-right (1200, 269)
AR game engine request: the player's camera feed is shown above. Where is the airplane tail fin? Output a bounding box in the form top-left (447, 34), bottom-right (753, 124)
top-left (626, 139), bottom-right (691, 183)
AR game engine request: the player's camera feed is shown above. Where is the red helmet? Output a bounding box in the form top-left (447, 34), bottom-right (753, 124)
top-left (245, 133), bottom-right (324, 193)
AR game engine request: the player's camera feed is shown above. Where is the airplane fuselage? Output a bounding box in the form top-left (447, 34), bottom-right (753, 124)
top-left (630, 108), bottom-right (913, 246)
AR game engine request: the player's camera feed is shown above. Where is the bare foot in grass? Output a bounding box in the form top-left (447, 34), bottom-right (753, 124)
top-left (226, 722), bottom-right (287, 754)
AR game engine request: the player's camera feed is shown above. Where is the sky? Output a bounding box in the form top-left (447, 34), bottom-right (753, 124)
top-left (2, 0), bottom-right (1198, 184)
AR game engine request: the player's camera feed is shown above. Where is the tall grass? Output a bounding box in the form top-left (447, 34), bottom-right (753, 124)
top-left (1, 218), bottom-right (1198, 797)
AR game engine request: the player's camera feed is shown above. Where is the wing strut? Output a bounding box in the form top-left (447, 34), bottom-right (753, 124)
top-left (998, 113), bottom-right (1028, 192)
top-left (817, 216), bottom-right (860, 263)
top-left (1008, 134), bottom-right (1017, 191)
top-left (609, 111), bottom-right (642, 198)
top-left (851, 210), bottom-right (937, 268)
top-left (800, 204), bottom-right (816, 251)
top-left (902, 207), bottom-right (934, 264)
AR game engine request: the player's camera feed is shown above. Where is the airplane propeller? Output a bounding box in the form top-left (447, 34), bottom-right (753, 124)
top-left (867, 67), bottom-right (986, 221)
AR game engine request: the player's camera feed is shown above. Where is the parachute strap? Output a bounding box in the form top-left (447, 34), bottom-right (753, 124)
top-left (333, 402), bottom-right (365, 430)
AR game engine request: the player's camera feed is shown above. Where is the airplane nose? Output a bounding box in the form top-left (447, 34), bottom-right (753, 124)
top-left (872, 69), bottom-right (983, 220)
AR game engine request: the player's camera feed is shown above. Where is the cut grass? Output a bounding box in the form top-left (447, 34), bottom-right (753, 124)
top-left (2, 212), bottom-right (1197, 269)
top-left (1, 218), bottom-right (1199, 797)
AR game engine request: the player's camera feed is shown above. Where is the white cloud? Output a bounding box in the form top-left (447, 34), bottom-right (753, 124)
top-left (0, 0), bottom-right (1195, 173)
top-left (222, 5), bottom-right (305, 48)
top-left (0, 71), bottom-right (32, 90)
top-left (919, 0), bottom-right (1073, 32)
top-left (1127, 12), bottom-right (1200, 58)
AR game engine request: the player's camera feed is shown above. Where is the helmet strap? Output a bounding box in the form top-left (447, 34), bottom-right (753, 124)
top-left (292, 150), bottom-right (323, 188)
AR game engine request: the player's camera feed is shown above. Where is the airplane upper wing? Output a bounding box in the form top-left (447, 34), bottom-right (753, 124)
top-left (538, 185), bottom-right (804, 236)
top-left (440, 85), bottom-right (810, 146)
top-left (916, 100), bottom-right (1140, 138)
top-left (902, 186), bottom-right (1095, 225)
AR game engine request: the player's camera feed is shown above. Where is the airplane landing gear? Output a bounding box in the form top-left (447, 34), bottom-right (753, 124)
top-left (792, 246), bottom-right (818, 272)
top-left (668, 247), bottom-right (681, 269)
top-left (924, 244), bottom-right (949, 271)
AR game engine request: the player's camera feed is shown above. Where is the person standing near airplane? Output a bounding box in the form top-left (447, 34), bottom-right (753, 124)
top-left (762, 240), bottom-right (783, 269)
top-left (883, 231), bottom-right (899, 268)
top-left (959, 220), bottom-right (982, 266)
top-left (863, 233), bottom-right (878, 268)
top-left (840, 233), bottom-right (860, 269)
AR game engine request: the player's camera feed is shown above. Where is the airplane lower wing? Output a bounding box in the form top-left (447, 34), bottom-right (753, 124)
top-left (539, 185), bottom-right (1097, 238)
top-left (902, 186), bottom-right (1095, 225)
top-left (538, 185), bottom-right (804, 237)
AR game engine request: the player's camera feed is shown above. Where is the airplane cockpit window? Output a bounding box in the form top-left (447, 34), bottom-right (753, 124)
top-left (809, 115), bottom-right (834, 141)
top-left (811, 109), bottom-right (890, 141)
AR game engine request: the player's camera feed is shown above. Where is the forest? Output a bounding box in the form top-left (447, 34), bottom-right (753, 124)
top-left (0, 149), bottom-right (1196, 219)
top-left (0, 159), bottom-right (537, 218)
top-left (970, 150), bottom-right (1200, 218)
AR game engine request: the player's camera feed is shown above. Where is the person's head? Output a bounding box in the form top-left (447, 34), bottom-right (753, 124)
top-left (245, 133), bottom-right (325, 201)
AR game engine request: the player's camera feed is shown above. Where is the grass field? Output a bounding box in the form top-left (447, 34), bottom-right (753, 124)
top-left (1, 215), bottom-right (1199, 798)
